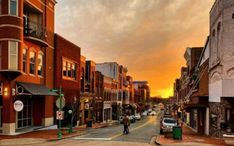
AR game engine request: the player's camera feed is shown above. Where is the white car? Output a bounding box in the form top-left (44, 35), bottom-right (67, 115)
top-left (142, 111), bottom-right (148, 116)
top-left (135, 113), bottom-right (141, 120)
top-left (160, 118), bottom-right (177, 134)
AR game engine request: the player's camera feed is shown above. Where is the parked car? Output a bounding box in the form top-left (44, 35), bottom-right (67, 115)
top-left (129, 115), bottom-right (136, 123)
top-left (142, 111), bottom-right (148, 116)
top-left (135, 113), bottom-right (141, 120)
top-left (160, 118), bottom-right (177, 134)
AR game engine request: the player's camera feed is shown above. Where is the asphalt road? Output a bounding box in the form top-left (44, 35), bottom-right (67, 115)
top-left (32, 112), bottom-right (162, 146)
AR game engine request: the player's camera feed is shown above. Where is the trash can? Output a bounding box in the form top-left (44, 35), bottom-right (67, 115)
top-left (86, 119), bottom-right (92, 128)
top-left (173, 126), bottom-right (182, 140)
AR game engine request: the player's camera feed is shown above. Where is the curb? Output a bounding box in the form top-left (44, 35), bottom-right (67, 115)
top-left (155, 135), bottom-right (161, 145)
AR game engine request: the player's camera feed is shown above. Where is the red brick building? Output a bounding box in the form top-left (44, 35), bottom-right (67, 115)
top-left (0, 0), bottom-right (56, 134)
top-left (94, 71), bottom-right (104, 123)
top-left (54, 34), bottom-right (80, 126)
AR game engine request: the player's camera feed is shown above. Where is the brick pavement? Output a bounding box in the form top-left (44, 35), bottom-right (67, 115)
top-left (156, 124), bottom-right (226, 146)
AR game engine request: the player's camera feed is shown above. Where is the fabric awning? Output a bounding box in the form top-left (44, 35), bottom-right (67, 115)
top-left (17, 82), bottom-right (58, 96)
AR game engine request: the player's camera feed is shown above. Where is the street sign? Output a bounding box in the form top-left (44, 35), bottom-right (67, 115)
top-left (56, 111), bottom-right (64, 120)
top-left (56, 98), bottom-right (65, 109)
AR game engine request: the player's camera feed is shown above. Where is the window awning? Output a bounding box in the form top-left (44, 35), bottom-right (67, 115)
top-left (17, 82), bottom-right (58, 96)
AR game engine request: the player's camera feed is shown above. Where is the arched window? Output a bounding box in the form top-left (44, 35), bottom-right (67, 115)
top-left (212, 29), bottom-right (215, 37)
top-left (217, 22), bottom-right (221, 33)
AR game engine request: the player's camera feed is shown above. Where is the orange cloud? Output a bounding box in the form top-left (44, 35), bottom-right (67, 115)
top-left (56, 0), bottom-right (215, 97)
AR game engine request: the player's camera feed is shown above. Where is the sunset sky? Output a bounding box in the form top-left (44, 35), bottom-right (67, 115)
top-left (55, 0), bottom-right (215, 98)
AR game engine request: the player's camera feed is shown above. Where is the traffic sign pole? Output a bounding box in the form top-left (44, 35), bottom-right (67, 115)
top-left (58, 86), bottom-right (62, 139)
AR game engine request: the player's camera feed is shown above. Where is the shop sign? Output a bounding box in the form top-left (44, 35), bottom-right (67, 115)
top-left (56, 111), bottom-right (64, 120)
top-left (14, 100), bottom-right (24, 112)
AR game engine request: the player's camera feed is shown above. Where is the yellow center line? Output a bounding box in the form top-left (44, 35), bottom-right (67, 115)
top-left (110, 118), bottom-right (153, 140)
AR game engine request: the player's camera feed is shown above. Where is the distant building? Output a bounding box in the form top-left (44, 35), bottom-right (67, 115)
top-left (133, 81), bottom-right (150, 112)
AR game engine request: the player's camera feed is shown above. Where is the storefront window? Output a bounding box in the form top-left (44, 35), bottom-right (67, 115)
top-left (17, 98), bottom-right (32, 129)
top-left (29, 51), bottom-right (36, 74)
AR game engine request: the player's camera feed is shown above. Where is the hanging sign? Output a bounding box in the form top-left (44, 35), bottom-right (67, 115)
top-left (14, 100), bottom-right (24, 112)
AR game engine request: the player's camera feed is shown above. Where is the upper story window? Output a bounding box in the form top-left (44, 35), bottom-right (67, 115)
top-left (62, 58), bottom-right (77, 80)
top-left (8, 41), bottom-right (18, 70)
top-left (232, 13), bottom-right (234, 19)
top-left (9, 0), bottom-right (18, 16)
top-left (37, 52), bottom-right (43, 76)
top-left (22, 48), bottom-right (27, 73)
top-left (29, 51), bottom-right (36, 74)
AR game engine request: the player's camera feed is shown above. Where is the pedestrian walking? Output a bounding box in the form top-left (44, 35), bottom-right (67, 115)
top-left (123, 115), bottom-right (130, 135)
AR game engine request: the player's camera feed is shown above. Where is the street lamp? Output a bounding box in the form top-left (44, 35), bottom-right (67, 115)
top-left (68, 110), bottom-right (73, 133)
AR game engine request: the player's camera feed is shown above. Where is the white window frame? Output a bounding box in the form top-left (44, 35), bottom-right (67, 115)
top-left (8, 0), bottom-right (18, 16)
top-left (8, 41), bottom-right (18, 70)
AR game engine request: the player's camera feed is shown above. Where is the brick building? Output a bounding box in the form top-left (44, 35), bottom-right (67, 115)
top-left (54, 34), bottom-right (80, 127)
top-left (79, 60), bottom-right (96, 125)
top-left (209, 0), bottom-right (234, 137)
top-left (0, 0), bottom-right (57, 134)
top-left (94, 71), bottom-right (104, 123)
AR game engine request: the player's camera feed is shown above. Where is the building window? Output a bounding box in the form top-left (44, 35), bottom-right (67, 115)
top-left (29, 51), bottom-right (36, 74)
top-left (22, 48), bottom-right (27, 73)
top-left (17, 97), bottom-right (32, 129)
top-left (37, 52), bottom-right (43, 76)
top-left (212, 29), bottom-right (215, 37)
top-left (62, 58), bottom-right (77, 80)
top-left (232, 13), bottom-right (234, 19)
top-left (9, 0), bottom-right (18, 16)
top-left (8, 41), bottom-right (18, 70)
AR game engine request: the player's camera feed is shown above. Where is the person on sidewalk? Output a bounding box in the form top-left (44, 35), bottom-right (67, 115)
top-left (123, 115), bottom-right (130, 135)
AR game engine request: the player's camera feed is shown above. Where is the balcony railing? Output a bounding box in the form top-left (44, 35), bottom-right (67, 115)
top-left (23, 20), bottom-right (50, 47)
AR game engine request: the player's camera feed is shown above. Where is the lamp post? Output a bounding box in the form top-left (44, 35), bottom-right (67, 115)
top-left (68, 110), bottom-right (73, 133)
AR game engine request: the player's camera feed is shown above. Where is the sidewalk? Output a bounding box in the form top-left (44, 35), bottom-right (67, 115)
top-left (156, 124), bottom-right (226, 146)
top-left (0, 122), bottom-right (107, 145)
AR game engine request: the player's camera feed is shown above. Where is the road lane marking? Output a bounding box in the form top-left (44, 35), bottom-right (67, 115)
top-left (74, 137), bottom-right (112, 141)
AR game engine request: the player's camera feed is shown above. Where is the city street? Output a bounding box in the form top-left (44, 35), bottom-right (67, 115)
top-left (30, 115), bottom-right (161, 146)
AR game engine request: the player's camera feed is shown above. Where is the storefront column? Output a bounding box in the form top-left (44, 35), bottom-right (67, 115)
top-left (205, 107), bottom-right (209, 136)
top-left (2, 81), bottom-right (15, 135)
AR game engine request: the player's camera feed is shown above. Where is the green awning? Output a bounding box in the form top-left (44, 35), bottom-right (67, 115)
top-left (17, 82), bottom-right (58, 96)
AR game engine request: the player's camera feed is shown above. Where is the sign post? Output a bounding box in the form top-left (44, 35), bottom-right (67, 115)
top-left (51, 86), bottom-right (64, 139)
